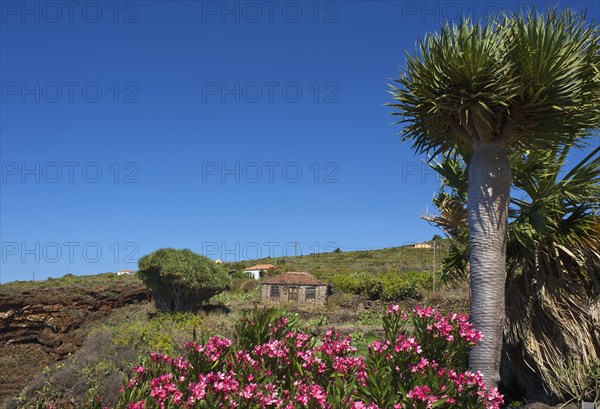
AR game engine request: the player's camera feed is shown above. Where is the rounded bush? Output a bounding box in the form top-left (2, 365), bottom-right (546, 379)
top-left (137, 248), bottom-right (230, 312)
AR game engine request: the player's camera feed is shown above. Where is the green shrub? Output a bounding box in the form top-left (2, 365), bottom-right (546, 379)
top-left (211, 288), bottom-right (259, 307)
top-left (230, 270), bottom-right (249, 280)
top-left (241, 279), bottom-right (259, 292)
top-left (357, 310), bottom-right (383, 325)
top-left (304, 315), bottom-right (329, 333)
top-left (230, 278), bottom-right (258, 293)
top-left (381, 279), bottom-right (421, 301)
top-left (234, 307), bottom-right (299, 350)
top-left (137, 248), bottom-right (231, 312)
top-left (326, 271), bottom-right (426, 301)
top-left (112, 312), bottom-right (204, 354)
top-left (327, 292), bottom-right (356, 308)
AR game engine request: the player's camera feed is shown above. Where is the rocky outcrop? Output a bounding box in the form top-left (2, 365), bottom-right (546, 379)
top-left (0, 279), bottom-right (148, 404)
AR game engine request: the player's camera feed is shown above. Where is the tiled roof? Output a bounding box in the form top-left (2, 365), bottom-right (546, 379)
top-left (262, 272), bottom-right (327, 286)
top-left (244, 264), bottom-right (276, 271)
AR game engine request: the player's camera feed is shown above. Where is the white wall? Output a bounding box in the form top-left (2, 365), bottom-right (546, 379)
top-left (244, 269), bottom-right (261, 280)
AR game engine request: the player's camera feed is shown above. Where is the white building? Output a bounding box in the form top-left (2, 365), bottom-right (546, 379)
top-left (414, 243), bottom-right (432, 249)
top-left (243, 264), bottom-right (276, 280)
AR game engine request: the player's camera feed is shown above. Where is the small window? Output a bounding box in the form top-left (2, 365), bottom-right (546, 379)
top-left (305, 287), bottom-right (316, 302)
top-left (270, 286), bottom-right (280, 299)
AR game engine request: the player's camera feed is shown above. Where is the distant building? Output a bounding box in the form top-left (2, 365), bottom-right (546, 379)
top-left (261, 272), bottom-right (328, 306)
top-left (243, 264), bottom-right (276, 280)
top-left (215, 259), bottom-right (223, 264)
top-left (116, 269), bottom-right (135, 276)
top-left (414, 243), bottom-right (432, 249)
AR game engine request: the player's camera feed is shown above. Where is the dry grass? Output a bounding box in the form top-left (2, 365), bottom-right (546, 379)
top-left (502, 275), bottom-right (600, 403)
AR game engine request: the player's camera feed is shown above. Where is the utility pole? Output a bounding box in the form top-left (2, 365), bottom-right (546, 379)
top-left (32, 270), bottom-right (35, 282)
top-left (294, 242), bottom-right (298, 257)
top-left (432, 241), bottom-right (436, 292)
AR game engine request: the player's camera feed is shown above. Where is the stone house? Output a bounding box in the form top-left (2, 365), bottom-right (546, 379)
top-left (261, 272), bottom-right (328, 306)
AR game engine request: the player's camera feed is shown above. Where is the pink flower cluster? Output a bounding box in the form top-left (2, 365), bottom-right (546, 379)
top-left (184, 336), bottom-right (232, 362)
top-left (411, 307), bottom-right (483, 344)
top-left (269, 317), bottom-right (290, 335)
top-left (118, 306), bottom-right (503, 409)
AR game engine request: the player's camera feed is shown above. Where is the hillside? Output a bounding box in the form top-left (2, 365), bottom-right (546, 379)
top-left (222, 241), bottom-right (447, 277)
top-left (0, 242), bottom-right (452, 407)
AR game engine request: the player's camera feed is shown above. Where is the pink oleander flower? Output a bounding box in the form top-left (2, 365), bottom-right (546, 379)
top-left (458, 322), bottom-right (484, 343)
top-left (310, 384), bottom-right (327, 405)
top-left (150, 352), bottom-right (172, 365)
top-left (394, 335), bottom-right (422, 354)
top-left (407, 385), bottom-right (429, 400)
top-left (432, 317), bottom-right (454, 338)
top-left (369, 340), bottom-right (390, 354)
top-left (293, 381), bottom-right (310, 405)
top-left (333, 355), bottom-right (365, 373)
top-left (356, 369), bottom-right (368, 386)
top-left (352, 401), bottom-right (380, 409)
top-left (413, 305), bottom-right (434, 318)
top-left (409, 356), bottom-right (429, 373)
top-left (207, 370), bottom-right (240, 398)
top-left (486, 388), bottom-right (504, 409)
top-left (234, 350), bottom-right (258, 369)
top-left (127, 400), bottom-right (145, 409)
top-left (387, 304), bottom-right (400, 315)
top-left (254, 339), bottom-right (291, 363)
top-left (298, 349), bottom-right (325, 371)
top-left (256, 382), bottom-right (282, 406)
top-left (202, 336), bottom-right (233, 362)
top-left (320, 329), bottom-right (356, 356)
top-left (285, 330), bottom-right (311, 349)
top-left (172, 357), bottom-right (191, 371)
top-left (239, 383), bottom-right (258, 399)
top-left (187, 376), bottom-right (208, 404)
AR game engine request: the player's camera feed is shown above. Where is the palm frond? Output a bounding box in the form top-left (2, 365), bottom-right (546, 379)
top-left (389, 8), bottom-right (600, 153)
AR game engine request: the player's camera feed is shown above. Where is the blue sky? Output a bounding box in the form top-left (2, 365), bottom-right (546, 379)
top-left (1, 0), bottom-right (598, 283)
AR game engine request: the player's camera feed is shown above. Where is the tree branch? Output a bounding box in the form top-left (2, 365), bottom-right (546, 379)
top-left (448, 117), bottom-right (475, 147)
top-left (474, 111), bottom-right (494, 143)
top-left (498, 108), bottom-right (524, 145)
top-left (459, 108), bottom-right (479, 140)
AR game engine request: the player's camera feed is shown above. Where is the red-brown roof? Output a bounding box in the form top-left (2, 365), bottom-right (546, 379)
top-left (244, 264), bottom-right (276, 271)
top-left (262, 272), bottom-right (327, 286)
